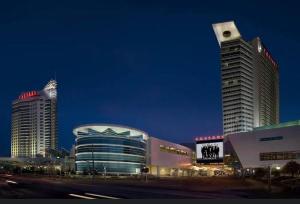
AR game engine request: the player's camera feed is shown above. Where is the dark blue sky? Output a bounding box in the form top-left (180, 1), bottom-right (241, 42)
top-left (0, 0), bottom-right (299, 156)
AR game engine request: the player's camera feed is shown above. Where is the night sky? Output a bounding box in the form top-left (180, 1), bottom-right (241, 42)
top-left (0, 0), bottom-right (299, 156)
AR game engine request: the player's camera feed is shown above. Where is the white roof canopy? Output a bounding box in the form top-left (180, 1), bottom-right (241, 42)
top-left (212, 21), bottom-right (241, 47)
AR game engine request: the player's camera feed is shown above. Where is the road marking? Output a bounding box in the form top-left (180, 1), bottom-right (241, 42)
top-left (6, 180), bottom-right (17, 184)
top-left (85, 193), bottom-right (120, 199)
top-left (69, 194), bottom-right (96, 199)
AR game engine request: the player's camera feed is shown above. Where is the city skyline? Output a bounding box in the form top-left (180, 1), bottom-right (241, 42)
top-left (1, 0), bottom-right (300, 156)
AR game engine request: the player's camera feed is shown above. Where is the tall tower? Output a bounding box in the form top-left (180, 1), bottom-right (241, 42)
top-left (11, 80), bottom-right (58, 158)
top-left (212, 21), bottom-right (279, 136)
top-left (251, 38), bottom-right (280, 127)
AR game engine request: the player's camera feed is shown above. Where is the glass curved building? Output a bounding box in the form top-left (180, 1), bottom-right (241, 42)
top-left (73, 124), bottom-right (148, 175)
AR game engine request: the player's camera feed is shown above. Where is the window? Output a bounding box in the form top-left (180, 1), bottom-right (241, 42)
top-left (259, 136), bottom-right (283, 142)
top-left (159, 145), bottom-right (188, 156)
top-left (260, 151), bottom-right (298, 161)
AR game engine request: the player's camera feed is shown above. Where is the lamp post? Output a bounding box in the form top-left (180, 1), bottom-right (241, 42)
top-left (142, 167), bottom-right (149, 182)
top-left (268, 165), bottom-right (271, 193)
top-left (91, 144), bottom-right (95, 180)
top-left (268, 164), bottom-right (281, 193)
top-left (56, 156), bottom-right (61, 177)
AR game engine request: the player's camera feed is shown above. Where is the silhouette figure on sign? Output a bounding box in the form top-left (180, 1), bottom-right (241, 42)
top-left (201, 144), bottom-right (220, 159)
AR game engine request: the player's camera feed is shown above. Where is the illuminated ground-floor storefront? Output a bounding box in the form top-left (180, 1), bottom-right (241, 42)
top-left (146, 137), bottom-right (197, 177)
top-left (148, 165), bottom-right (198, 177)
top-left (194, 164), bottom-right (233, 176)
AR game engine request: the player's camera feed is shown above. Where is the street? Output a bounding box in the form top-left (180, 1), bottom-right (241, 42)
top-left (0, 174), bottom-right (290, 199)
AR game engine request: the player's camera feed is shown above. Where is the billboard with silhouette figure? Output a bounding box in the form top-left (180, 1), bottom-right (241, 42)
top-left (196, 137), bottom-right (224, 163)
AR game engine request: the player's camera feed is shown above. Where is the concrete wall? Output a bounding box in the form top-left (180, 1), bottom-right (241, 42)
top-left (227, 125), bottom-right (300, 168)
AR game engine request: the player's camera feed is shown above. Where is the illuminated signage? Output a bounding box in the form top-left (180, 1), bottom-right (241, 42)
top-left (19, 91), bottom-right (39, 100)
top-left (263, 48), bottom-right (278, 68)
top-left (195, 136), bottom-right (224, 164)
top-left (195, 135), bottom-right (224, 142)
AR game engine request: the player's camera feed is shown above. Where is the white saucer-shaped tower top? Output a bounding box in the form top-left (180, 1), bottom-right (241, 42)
top-left (212, 21), bottom-right (241, 47)
top-left (43, 80), bottom-right (57, 99)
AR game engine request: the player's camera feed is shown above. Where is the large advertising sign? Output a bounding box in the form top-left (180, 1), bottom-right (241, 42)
top-left (195, 136), bottom-right (224, 164)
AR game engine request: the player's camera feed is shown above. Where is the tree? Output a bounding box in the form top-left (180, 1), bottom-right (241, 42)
top-left (254, 168), bottom-right (267, 178)
top-left (272, 169), bottom-right (281, 178)
top-left (282, 161), bottom-right (300, 177)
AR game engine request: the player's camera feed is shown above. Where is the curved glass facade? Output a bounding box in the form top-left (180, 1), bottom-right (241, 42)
top-left (74, 125), bottom-right (148, 175)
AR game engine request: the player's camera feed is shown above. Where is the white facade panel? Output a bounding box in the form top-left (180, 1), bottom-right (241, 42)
top-left (226, 125), bottom-right (300, 168)
top-left (147, 137), bottom-right (193, 169)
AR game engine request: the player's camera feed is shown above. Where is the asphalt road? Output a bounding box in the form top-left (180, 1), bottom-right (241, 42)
top-left (0, 174), bottom-right (279, 199)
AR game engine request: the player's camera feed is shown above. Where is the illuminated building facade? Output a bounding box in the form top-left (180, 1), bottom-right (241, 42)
top-left (147, 137), bottom-right (195, 177)
top-left (73, 124), bottom-right (148, 175)
top-left (73, 124), bottom-right (196, 176)
top-left (212, 21), bottom-right (279, 136)
top-left (224, 120), bottom-right (300, 169)
top-left (11, 80), bottom-right (58, 158)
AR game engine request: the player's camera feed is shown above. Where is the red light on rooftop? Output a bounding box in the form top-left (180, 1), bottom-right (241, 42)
top-left (18, 91), bottom-right (39, 100)
top-left (195, 135), bottom-right (224, 142)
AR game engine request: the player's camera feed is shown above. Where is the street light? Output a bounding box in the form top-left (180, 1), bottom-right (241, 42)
top-left (268, 164), bottom-right (281, 193)
top-left (103, 165), bottom-right (106, 180)
top-left (91, 144), bottom-right (95, 180)
top-left (141, 167), bottom-right (149, 182)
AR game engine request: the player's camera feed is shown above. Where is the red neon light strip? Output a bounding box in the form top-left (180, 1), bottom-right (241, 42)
top-left (18, 91), bottom-right (39, 100)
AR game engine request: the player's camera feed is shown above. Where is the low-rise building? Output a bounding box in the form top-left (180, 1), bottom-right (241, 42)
top-left (147, 137), bottom-right (195, 177)
top-left (73, 124), bottom-right (197, 176)
top-left (224, 120), bottom-right (300, 170)
top-left (73, 124), bottom-right (148, 175)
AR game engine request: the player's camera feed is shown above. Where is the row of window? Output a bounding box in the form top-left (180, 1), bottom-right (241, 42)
top-left (259, 136), bottom-right (283, 142)
top-left (260, 151), bottom-right (300, 161)
top-left (222, 84), bottom-right (252, 93)
top-left (76, 153), bottom-right (145, 163)
top-left (76, 162), bottom-right (143, 174)
top-left (222, 67), bottom-right (253, 78)
top-left (159, 145), bottom-right (189, 156)
top-left (223, 96), bottom-right (253, 105)
top-left (76, 145), bottom-right (145, 156)
top-left (224, 111), bottom-right (252, 117)
top-left (223, 86), bottom-right (253, 96)
top-left (223, 106), bottom-right (253, 113)
top-left (76, 137), bottom-right (146, 149)
top-left (223, 102), bottom-right (253, 110)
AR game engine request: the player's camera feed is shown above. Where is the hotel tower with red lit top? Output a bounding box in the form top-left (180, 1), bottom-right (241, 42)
top-left (212, 21), bottom-right (279, 136)
top-left (11, 80), bottom-right (58, 158)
